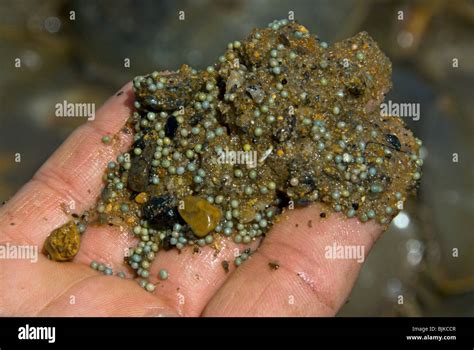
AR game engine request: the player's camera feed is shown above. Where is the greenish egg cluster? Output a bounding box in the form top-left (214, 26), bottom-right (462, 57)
top-left (88, 19), bottom-right (422, 291)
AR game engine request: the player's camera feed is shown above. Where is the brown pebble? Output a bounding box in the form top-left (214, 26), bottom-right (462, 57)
top-left (320, 212), bottom-right (326, 218)
top-left (307, 220), bottom-right (312, 228)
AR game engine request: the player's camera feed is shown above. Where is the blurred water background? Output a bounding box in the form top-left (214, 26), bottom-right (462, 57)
top-left (0, 0), bottom-right (473, 316)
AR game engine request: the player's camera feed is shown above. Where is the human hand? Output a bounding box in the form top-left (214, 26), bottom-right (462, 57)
top-left (0, 83), bottom-right (383, 316)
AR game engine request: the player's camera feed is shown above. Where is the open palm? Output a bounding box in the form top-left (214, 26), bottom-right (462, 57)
top-left (0, 83), bottom-right (382, 316)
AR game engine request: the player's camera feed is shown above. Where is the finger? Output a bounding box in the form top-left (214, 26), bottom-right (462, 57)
top-left (202, 204), bottom-right (383, 316)
top-left (144, 236), bottom-right (262, 316)
top-left (0, 256), bottom-right (177, 316)
top-left (73, 224), bottom-right (138, 277)
top-left (75, 224), bottom-right (262, 316)
top-left (0, 82), bottom-right (134, 246)
top-left (0, 82), bottom-right (180, 317)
